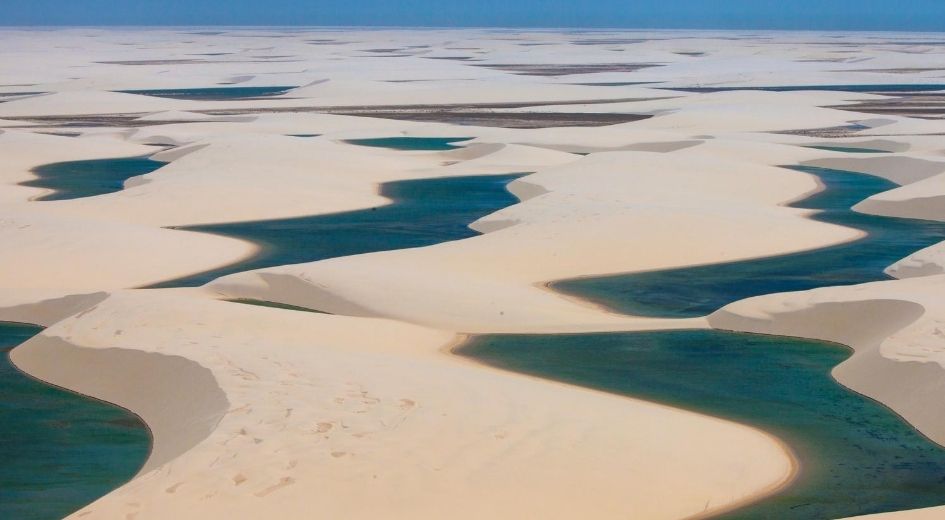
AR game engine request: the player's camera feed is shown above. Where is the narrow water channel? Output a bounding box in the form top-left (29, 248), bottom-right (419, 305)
top-left (150, 172), bottom-right (523, 287)
top-left (555, 166), bottom-right (945, 318)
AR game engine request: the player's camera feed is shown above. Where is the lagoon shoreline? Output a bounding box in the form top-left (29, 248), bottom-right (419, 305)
top-left (2, 27), bottom-right (945, 520)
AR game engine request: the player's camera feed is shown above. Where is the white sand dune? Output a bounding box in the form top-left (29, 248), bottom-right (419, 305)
top-left (705, 117), bottom-right (945, 520)
top-left (0, 210), bottom-right (254, 294)
top-left (38, 136), bottom-right (575, 227)
top-left (887, 241), bottom-right (945, 279)
top-left (11, 289), bottom-right (791, 520)
top-left (210, 150), bottom-right (860, 333)
top-left (710, 275), bottom-right (945, 445)
top-left (0, 90), bottom-right (191, 117)
top-left (0, 130), bottom-right (256, 294)
top-left (0, 130), bottom-right (154, 200)
top-left (855, 171), bottom-right (945, 222)
top-left (2, 27), bottom-right (945, 520)
top-left (284, 79), bottom-right (669, 106)
top-left (804, 155), bottom-right (945, 185)
top-left (0, 80), bottom-right (658, 119)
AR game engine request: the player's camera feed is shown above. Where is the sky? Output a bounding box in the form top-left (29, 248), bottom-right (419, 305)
top-left (3, 0), bottom-right (945, 31)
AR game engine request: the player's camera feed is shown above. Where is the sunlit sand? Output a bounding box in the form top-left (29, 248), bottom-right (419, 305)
top-left (1, 28), bottom-right (945, 519)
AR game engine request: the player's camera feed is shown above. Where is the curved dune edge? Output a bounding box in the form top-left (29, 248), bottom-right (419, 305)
top-left (199, 141), bottom-right (945, 518)
top-left (0, 291), bottom-right (108, 327)
top-left (0, 211), bottom-right (258, 295)
top-left (709, 298), bottom-right (934, 435)
top-left (887, 241), bottom-right (945, 279)
top-left (802, 155), bottom-right (945, 186)
top-left (0, 132), bottom-right (574, 300)
top-left (194, 144), bottom-right (864, 516)
top-left (4, 134), bottom-right (918, 518)
top-left (1, 112), bottom-right (820, 517)
top-left (688, 133), bottom-right (945, 520)
top-left (849, 160), bottom-right (945, 224)
top-left (443, 334), bottom-right (802, 520)
top-left (5, 27), bottom-right (945, 520)
top-left (707, 279), bottom-right (945, 520)
top-left (0, 132), bottom-right (260, 297)
top-left (32, 136), bottom-right (576, 228)
top-left (207, 149), bottom-right (862, 334)
top-left (10, 334), bottom-right (229, 475)
top-left (856, 194), bottom-right (945, 223)
top-left (6, 290), bottom-right (793, 520)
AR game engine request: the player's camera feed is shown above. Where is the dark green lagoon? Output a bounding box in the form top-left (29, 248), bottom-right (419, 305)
top-left (150, 172), bottom-right (523, 287)
top-left (460, 164), bottom-right (945, 517)
top-left (556, 166), bottom-right (945, 318)
top-left (18, 135), bottom-right (945, 518)
top-left (460, 330), bottom-right (945, 519)
top-left (5, 145), bottom-right (524, 517)
top-left (0, 323), bottom-right (149, 520)
top-left (805, 145), bottom-right (890, 154)
top-left (23, 157), bottom-right (165, 201)
top-left (117, 85), bottom-right (296, 100)
top-left (344, 136), bottom-right (472, 150)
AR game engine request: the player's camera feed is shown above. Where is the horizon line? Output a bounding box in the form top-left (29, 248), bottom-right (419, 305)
top-left (2, 24), bottom-right (945, 34)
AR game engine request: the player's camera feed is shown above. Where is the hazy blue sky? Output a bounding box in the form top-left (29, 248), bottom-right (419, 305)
top-left (4, 0), bottom-right (945, 31)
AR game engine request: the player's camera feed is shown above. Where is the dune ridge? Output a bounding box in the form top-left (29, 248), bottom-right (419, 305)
top-left (2, 27), bottom-right (945, 519)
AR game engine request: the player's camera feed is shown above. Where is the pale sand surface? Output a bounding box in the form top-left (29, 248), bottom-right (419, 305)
top-left (887, 242), bottom-right (945, 278)
top-left (855, 172), bottom-right (945, 222)
top-left (704, 145), bottom-right (945, 519)
top-left (0, 130), bottom-right (256, 294)
top-left (209, 149), bottom-right (860, 332)
top-left (32, 135), bottom-right (572, 227)
top-left (0, 130), bottom-right (154, 199)
top-left (11, 289), bottom-right (790, 519)
top-left (2, 28), bottom-right (945, 519)
top-left (711, 275), bottom-right (945, 520)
